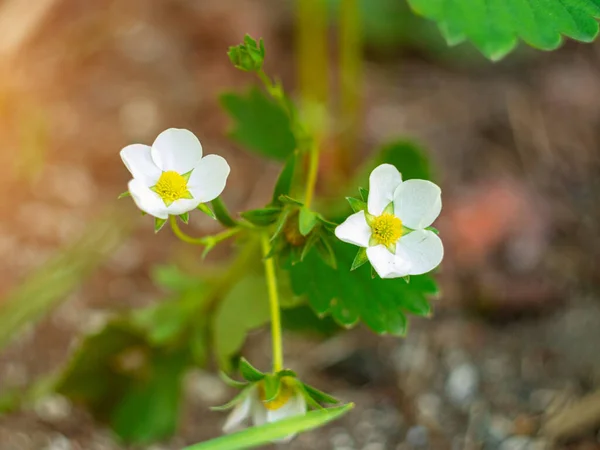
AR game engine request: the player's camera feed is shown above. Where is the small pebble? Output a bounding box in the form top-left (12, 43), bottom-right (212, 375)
top-left (406, 426), bottom-right (429, 449)
top-left (445, 363), bottom-right (480, 409)
top-left (499, 436), bottom-right (532, 450)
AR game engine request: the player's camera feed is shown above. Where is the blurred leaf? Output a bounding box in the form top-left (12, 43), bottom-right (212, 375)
top-left (272, 152), bottom-right (297, 205)
top-left (241, 207), bottom-right (282, 227)
top-left (407, 0), bottom-right (600, 60)
top-left (212, 277), bottom-right (271, 371)
top-left (375, 140), bottom-right (432, 181)
top-left (281, 305), bottom-right (340, 337)
top-left (110, 349), bottom-right (188, 444)
top-left (151, 265), bottom-right (205, 292)
top-left (184, 403), bottom-right (354, 450)
top-left (132, 301), bottom-right (189, 346)
top-left (55, 321), bottom-right (147, 419)
top-left (286, 240), bottom-right (437, 334)
top-left (346, 197), bottom-right (367, 213)
top-left (0, 210), bottom-right (131, 350)
top-left (302, 383), bottom-right (340, 405)
top-left (220, 87), bottom-right (296, 161)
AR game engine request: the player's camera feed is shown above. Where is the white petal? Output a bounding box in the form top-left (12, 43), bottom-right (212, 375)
top-left (120, 144), bottom-right (161, 186)
top-left (334, 211), bottom-right (371, 247)
top-left (187, 154), bottom-right (231, 203)
top-left (396, 229), bottom-right (443, 276)
top-left (394, 179), bottom-right (442, 229)
top-left (367, 244), bottom-right (411, 279)
top-left (164, 198), bottom-right (201, 216)
top-left (128, 179), bottom-right (168, 219)
top-left (266, 392), bottom-right (307, 424)
top-left (368, 164), bottom-right (402, 216)
top-left (223, 394), bottom-right (252, 433)
top-left (150, 128), bottom-right (203, 173)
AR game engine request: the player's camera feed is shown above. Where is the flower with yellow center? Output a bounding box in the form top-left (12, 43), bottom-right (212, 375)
top-left (120, 128), bottom-right (230, 219)
top-left (335, 164), bottom-right (444, 279)
top-left (223, 377), bottom-right (307, 440)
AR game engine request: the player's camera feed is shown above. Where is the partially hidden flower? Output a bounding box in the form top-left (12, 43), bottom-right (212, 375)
top-left (120, 128), bottom-right (230, 219)
top-left (335, 164), bottom-right (443, 279)
top-left (223, 377), bottom-right (306, 440)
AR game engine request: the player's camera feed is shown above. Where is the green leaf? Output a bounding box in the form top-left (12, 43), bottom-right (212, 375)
top-left (211, 197), bottom-right (237, 228)
top-left (376, 140), bottom-right (432, 181)
top-left (239, 358), bottom-right (265, 383)
top-left (132, 301), bottom-right (189, 346)
top-left (183, 404), bottom-right (354, 450)
top-left (302, 383), bottom-right (340, 405)
top-left (281, 305), bottom-right (340, 337)
top-left (272, 152), bottom-right (297, 205)
top-left (154, 217), bottom-right (167, 233)
top-left (220, 87), bottom-right (296, 160)
top-left (179, 212), bottom-right (189, 224)
top-left (240, 207), bottom-right (281, 227)
top-left (278, 195), bottom-right (304, 206)
top-left (350, 247), bottom-right (368, 271)
top-left (110, 349), bottom-right (188, 444)
top-left (426, 226), bottom-right (440, 235)
top-left (117, 191), bottom-right (130, 199)
top-left (262, 374), bottom-right (281, 402)
top-left (197, 203), bottom-right (217, 220)
top-left (407, 0), bottom-right (600, 61)
top-left (346, 197), bottom-right (367, 213)
top-left (299, 207), bottom-right (318, 236)
top-left (287, 240), bottom-right (437, 334)
top-left (212, 277), bottom-right (270, 371)
top-left (151, 265), bottom-right (204, 292)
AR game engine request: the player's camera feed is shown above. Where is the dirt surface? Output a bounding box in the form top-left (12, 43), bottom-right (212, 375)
top-left (1, 1), bottom-right (600, 449)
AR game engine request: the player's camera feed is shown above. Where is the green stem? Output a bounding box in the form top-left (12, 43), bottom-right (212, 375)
top-left (304, 141), bottom-right (319, 208)
top-left (260, 233), bottom-right (283, 372)
top-left (169, 215), bottom-right (239, 246)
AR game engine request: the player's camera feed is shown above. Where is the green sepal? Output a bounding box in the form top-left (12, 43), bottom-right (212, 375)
top-left (212, 197), bottom-right (237, 228)
top-left (276, 369), bottom-right (297, 379)
top-left (118, 191), bottom-right (130, 199)
top-left (295, 382), bottom-right (324, 410)
top-left (346, 197), bottom-right (367, 213)
top-left (197, 203), bottom-right (217, 220)
top-left (302, 383), bottom-right (340, 405)
top-left (210, 388), bottom-right (249, 412)
top-left (270, 208), bottom-right (291, 242)
top-left (241, 207), bottom-right (281, 227)
top-left (180, 190), bottom-right (194, 200)
top-left (426, 226), bottom-right (440, 235)
top-left (179, 212), bottom-right (189, 224)
top-left (351, 247), bottom-right (368, 271)
top-left (365, 212), bottom-right (376, 227)
top-left (315, 236), bottom-right (337, 269)
top-left (239, 358), bottom-right (265, 382)
top-left (154, 217), bottom-right (167, 233)
top-left (359, 187), bottom-right (369, 202)
top-left (369, 235), bottom-right (379, 247)
top-left (262, 374), bottom-right (281, 403)
top-left (299, 207), bottom-right (318, 236)
top-left (403, 275), bottom-right (410, 284)
top-left (371, 265), bottom-right (377, 279)
top-left (278, 195), bottom-right (304, 207)
top-left (272, 152), bottom-right (297, 206)
top-left (181, 170), bottom-right (193, 182)
top-left (219, 371), bottom-right (248, 389)
top-left (300, 232), bottom-right (319, 262)
top-left (383, 202), bottom-right (394, 215)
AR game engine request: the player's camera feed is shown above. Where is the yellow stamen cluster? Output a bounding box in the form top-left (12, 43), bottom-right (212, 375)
top-left (258, 377), bottom-right (294, 411)
top-left (152, 171), bottom-right (192, 206)
top-left (371, 213), bottom-right (403, 248)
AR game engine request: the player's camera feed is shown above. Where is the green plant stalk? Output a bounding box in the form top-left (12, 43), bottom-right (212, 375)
top-left (338, 0), bottom-right (362, 174)
top-left (260, 233), bottom-right (283, 372)
top-left (169, 215), bottom-right (240, 246)
top-left (304, 141), bottom-right (319, 208)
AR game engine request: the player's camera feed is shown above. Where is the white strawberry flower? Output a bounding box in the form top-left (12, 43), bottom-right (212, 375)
top-left (335, 164), bottom-right (443, 279)
top-left (223, 379), bottom-right (307, 441)
top-left (120, 128), bottom-right (230, 219)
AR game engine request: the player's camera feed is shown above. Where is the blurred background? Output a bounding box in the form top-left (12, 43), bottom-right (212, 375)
top-left (1, 0), bottom-right (600, 449)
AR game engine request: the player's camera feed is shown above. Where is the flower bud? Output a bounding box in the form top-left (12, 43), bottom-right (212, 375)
top-left (227, 35), bottom-right (265, 72)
